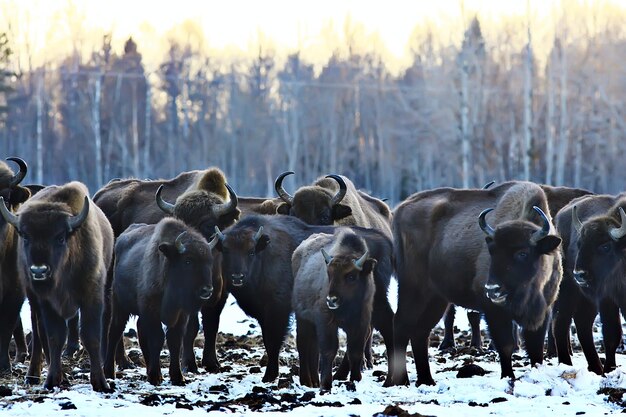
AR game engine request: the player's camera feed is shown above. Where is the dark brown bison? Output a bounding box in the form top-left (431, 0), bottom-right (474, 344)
top-left (104, 218), bottom-right (217, 385)
top-left (214, 214), bottom-right (394, 384)
top-left (552, 193), bottom-right (626, 375)
top-left (391, 181), bottom-right (562, 386)
top-left (0, 181), bottom-right (114, 392)
top-left (292, 230), bottom-right (378, 391)
top-left (440, 183), bottom-right (592, 352)
top-left (274, 172), bottom-right (392, 236)
top-left (0, 157), bottom-right (31, 375)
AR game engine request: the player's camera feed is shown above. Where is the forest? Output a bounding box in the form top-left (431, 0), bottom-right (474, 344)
top-left (0, 10), bottom-right (625, 204)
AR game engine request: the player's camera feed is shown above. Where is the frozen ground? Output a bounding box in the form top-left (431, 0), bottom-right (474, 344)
top-left (2, 281), bottom-right (625, 417)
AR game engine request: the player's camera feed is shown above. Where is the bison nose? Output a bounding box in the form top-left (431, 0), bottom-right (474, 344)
top-left (199, 286), bottom-right (213, 300)
top-left (30, 264), bottom-right (50, 281)
top-left (484, 283), bottom-right (507, 305)
top-left (573, 270), bottom-right (589, 287)
top-left (231, 273), bottom-right (244, 287)
top-left (326, 295), bottom-right (340, 310)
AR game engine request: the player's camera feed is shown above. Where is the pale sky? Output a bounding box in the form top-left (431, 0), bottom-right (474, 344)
top-left (2, 0), bottom-right (623, 72)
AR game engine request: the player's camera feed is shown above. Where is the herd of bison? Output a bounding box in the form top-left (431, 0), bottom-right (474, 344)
top-left (0, 156), bottom-right (625, 401)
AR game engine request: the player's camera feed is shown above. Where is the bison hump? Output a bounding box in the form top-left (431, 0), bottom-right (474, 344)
top-left (195, 168), bottom-right (228, 199)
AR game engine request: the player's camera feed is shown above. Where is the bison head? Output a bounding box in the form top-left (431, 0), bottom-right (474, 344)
top-left (322, 248), bottom-right (376, 311)
top-left (0, 195), bottom-right (89, 287)
top-left (214, 225), bottom-right (269, 288)
top-left (571, 206), bottom-right (626, 296)
top-left (275, 172), bottom-right (351, 225)
top-left (156, 183), bottom-right (240, 239)
top-left (479, 206), bottom-right (561, 307)
top-left (0, 157), bottom-right (31, 213)
top-left (158, 230), bottom-right (217, 313)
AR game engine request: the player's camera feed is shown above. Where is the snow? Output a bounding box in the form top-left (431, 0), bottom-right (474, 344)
top-left (4, 285), bottom-right (625, 416)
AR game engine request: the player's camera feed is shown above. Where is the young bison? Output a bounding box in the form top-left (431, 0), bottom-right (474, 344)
top-left (292, 230), bottom-right (377, 392)
top-left (105, 218), bottom-right (217, 386)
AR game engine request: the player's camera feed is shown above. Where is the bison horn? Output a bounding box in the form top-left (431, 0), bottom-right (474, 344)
top-left (212, 183), bottom-right (238, 218)
top-left (530, 206), bottom-right (551, 244)
top-left (6, 157), bottom-right (27, 188)
top-left (609, 207), bottom-right (626, 241)
top-left (155, 185), bottom-right (175, 215)
top-left (353, 250), bottom-right (369, 271)
top-left (253, 226), bottom-right (264, 243)
top-left (321, 248), bottom-right (333, 265)
top-left (482, 180), bottom-right (495, 190)
top-left (208, 232), bottom-right (219, 250)
top-left (175, 231), bottom-right (187, 254)
top-left (572, 205), bottom-right (584, 234)
top-left (325, 174), bottom-right (347, 206)
top-left (274, 171), bottom-right (295, 205)
top-left (67, 196), bottom-right (90, 233)
top-left (0, 196), bottom-right (19, 228)
top-left (478, 208), bottom-right (496, 238)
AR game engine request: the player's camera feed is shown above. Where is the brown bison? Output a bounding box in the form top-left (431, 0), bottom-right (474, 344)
top-left (391, 181), bottom-right (562, 386)
top-left (0, 157), bottom-right (31, 375)
top-left (552, 193), bottom-right (626, 375)
top-left (292, 230), bottom-right (378, 391)
top-left (104, 218), bottom-right (217, 385)
top-left (0, 181), bottom-right (114, 391)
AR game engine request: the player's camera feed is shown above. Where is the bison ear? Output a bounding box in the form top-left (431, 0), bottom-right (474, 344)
top-left (536, 235), bottom-right (562, 254)
top-left (9, 186), bottom-right (31, 206)
top-left (362, 259), bottom-right (377, 275)
top-left (158, 242), bottom-right (176, 258)
top-left (332, 204), bottom-right (352, 220)
top-left (255, 235), bottom-right (270, 253)
top-left (220, 208), bottom-right (241, 226)
top-left (276, 203), bottom-right (291, 215)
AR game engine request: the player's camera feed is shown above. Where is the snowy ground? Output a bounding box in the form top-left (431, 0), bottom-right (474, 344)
top-left (2, 281), bottom-right (626, 417)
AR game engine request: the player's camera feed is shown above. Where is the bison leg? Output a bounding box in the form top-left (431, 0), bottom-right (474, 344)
top-left (39, 303), bottom-right (68, 390)
top-left (138, 316), bottom-right (164, 385)
top-left (553, 288), bottom-right (578, 366)
top-left (79, 301), bottom-right (111, 392)
top-left (199, 292), bottom-right (228, 372)
top-left (572, 301), bottom-right (602, 375)
top-left (182, 313), bottom-right (200, 374)
top-left (522, 317), bottom-right (549, 367)
top-left (13, 317), bottom-right (28, 363)
top-left (439, 304), bottom-right (456, 351)
top-left (260, 310), bottom-right (290, 383)
top-left (25, 296), bottom-right (45, 385)
top-left (0, 296), bottom-right (24, 375)
top-left (363, 328), bottom-right (374, 369)
top-left (371, 288), bottom-right (395, 386)
top-left (63, 314), bottom-right (80, 359)
top-left (599, 299), bottom-right (622, 374)
top-left (317, 324), bottom-right (339, 392)
top-left (296, 317), bottom-right (317, 387)
top-left (345, 325), bottom-right (369, 383)
top-left (468, 310), bottom-right (483, 350)
top-left (483, 308), bottom-right (516, 380)
top-left (411, 296), bottom-right (448, 387)
top-left (104, 299), bottom-right (130, 379)
top-left (166, 318), bottom-right (188, 386)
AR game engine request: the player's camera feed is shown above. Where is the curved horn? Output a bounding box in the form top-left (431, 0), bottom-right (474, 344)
top-left (0, 196), bottom-right (19, 228)
top-left (67, 196), bottom-right (90, 233)
top-left (155, 185), bottom-right (175, 215)
top-left (482, 180), bottom-right (495, 190)
top-left (214, 226), bottom-right (225, 241)
top-left (208, 232), bottom-right (219, 250)
top-left (478, 208), bottom-right (495, 238)
top-left (572, 205), bottom-right (583, 234)
top-left (253, 226), bottom-right (264, 243)
top-left (321, 248), bottom-right (333, 265)
top-left (274, 171), bottom-right (294, 205)
top-left (352, 250), bottom-right (369, 271)
top-left (6, 157), bottom-right (27, 188)
top-left (212, 183), bottom-right (238, 218)
top-left (609, 207), bottom-right (626, 241)
top-left (175, 231), bottom-right (187, 254)
top-left (325, 174), bottom-right (347, 206)
top-left (530, 206), bottom-right (551, 244)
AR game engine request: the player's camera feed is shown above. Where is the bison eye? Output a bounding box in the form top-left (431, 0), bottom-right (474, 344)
top-left (597, 242), bottom-right (611, 254)
top-left (248, 250), bottom-right (255, 257)
top-left (56, 234), bottom-right (66, 245)
top-left (345, 273), bottom-right (357, 282)
top-left (514, 250), bottom-right (529, 261)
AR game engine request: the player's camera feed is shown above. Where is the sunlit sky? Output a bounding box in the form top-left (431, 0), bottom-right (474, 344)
top-left (2, 0), bottom-right (624, 73)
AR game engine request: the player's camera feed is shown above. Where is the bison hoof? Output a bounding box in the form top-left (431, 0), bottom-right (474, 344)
top-left (62, 345), bottom-right (80, 359)
top-left (117, 357), bottom-right (136, 370)
top-left (182, 361), bottom-right (199, 374)
top-left (15, 352), bottom-right (28, 363)
top-left (415, 377), bottom-right (436, 387)
top-left (25, 375), bottom-right (41, 385)
top-left (438, 337), bottom-right (455, 351)
top-left (171, 377), bottom-right (186, 386)
top-left (262, 372), bottom-right (278, 383)
top-left (92, 379), bottom-right (113, 393)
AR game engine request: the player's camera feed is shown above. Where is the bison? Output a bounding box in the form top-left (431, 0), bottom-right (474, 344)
top-left (292, 230), bottom-right (378, 391)
top-left (0, 157), bottom-right (31, 375)
top-left (391, 181), bottom-right (562, 386)
top-left (0, 181), bottom-right (113, 391)
top-left (552, 194), bottom-right (626, 375)
top-left (104, 218), bottom-right (217, 385)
